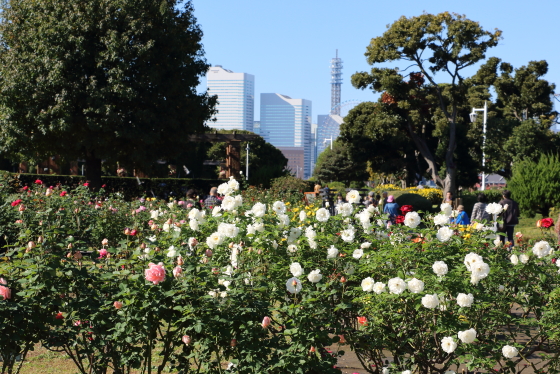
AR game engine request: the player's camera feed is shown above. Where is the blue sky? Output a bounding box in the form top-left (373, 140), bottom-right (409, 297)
top-left (193, 0), bottom-right (559, 122)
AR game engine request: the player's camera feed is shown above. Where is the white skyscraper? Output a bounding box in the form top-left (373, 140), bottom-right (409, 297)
top-left (260, 93), bottom-right (312, 179)
top-left (207, 66), bottom-right (254, 131)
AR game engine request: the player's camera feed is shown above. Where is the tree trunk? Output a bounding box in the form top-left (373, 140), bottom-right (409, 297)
top-left (85, 152), bottom-right (102, 190)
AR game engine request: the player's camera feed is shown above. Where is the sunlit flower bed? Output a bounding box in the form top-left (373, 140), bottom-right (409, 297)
top-left (1, 179), bottom-right (559, 374)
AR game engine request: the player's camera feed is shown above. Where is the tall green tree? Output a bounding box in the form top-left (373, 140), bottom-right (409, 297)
top-left (0, 0), bottom-right (216, 188)
top-left (312, 140), bottom-right (369, 184)
top-left (350, 12), bottom-right (501, 194)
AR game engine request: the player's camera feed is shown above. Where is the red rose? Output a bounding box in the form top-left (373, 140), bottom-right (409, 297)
top-left (34, 179), bottom-right (43, 185)
top-left (400, 205), bottom-right (413, 214)
top-left (130, 229), bottom-right (137, 236)
top-left (11, 199), bottom-right (22, 207)
top-left (83, 183), bottom-right (89, 187)
top-left (101, 184), bottom-right (106, 188)
top-left (23, 186), bottom-right (29, 191)
top-left (55, 312), bottom-right (64, 320)
top-left (357, 316), bottom-right (367, 326)
top-left (540, 218), bottom-right (554, 228)
top-left (60, 191), bottom-right (67, 197)
top-left (395, 215), bottom-right (405, 225)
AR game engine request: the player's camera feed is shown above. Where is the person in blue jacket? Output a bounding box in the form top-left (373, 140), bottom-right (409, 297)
top-left (453, 205), bottom-right (470, 225)
top-left (383, 195), bottom-right (400, 224)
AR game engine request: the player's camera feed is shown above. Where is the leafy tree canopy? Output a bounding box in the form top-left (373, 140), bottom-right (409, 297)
top-left (0, 0), bottom-right (216, 188)
top-left (312, 140), bottom-right (369, 184)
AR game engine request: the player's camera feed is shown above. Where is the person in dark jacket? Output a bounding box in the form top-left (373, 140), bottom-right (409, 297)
top-left (499, 189), bottom-right (520, 246)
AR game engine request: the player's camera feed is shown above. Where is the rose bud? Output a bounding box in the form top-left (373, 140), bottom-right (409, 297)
top-left (182, 335), bottom-right (191, 345)
top-left (173, 266), bottom-right (182, 278)
top-left (205, 249), bottom-right (213, 257)
top-left (124, 228), bottom-right (131, 235)
top-left (113, 301), bottom-right (123, 309)
top-left (309, 346), bottom-right (316, 353)
top-left (189, 238), bottom-right (198, 247)
top-left (212, 267), bottom-right (220, 275)
top-left (230, 339), bottom-right (237, 347)
top-left (27, 241), bottom-right (36, 250)
top-left (177, 256), bottom-right (184, 266)
top-left (37, 236), bottom-right (44, 243)
top-left (202, 257), bottom-right (209, 264)
top-left (74, 251), bottom-right (83, 260)
top-left (101, 238), bottom-right (109, 246)
top-left (151, 224), bottom-right (158, 230)
top-left (140, 243), bottom-right (147, 249)
top-left (18, 205), bottom-right (26, 212)
top-left (45, 188), bottom-right (53, 197)
top-left (340, 276), bottom-right (347, 283)
top-left (130, 229), bottom-right (137, 236)
top-left (228, 242), bottom-right (234, 249)
top-left (66, 252), bottom-right (72, 258)
top-left (166, 218), bottom-right (173, 224)
top-left (262, 316), bottom-right (271, 329)
top-left (68, 243), bottom-right (73, 249)
top-left (55, 312), bottom-right (64, 320)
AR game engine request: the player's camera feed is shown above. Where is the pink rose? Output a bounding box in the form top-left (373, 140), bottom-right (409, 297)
top-left (98, 248), bottom-right (108, 259)
top-left (114, 301), bottom-right (123, 309)
top-left (182, 335), bottom-right (191, 345)
top-left (173, 266), bottom-right (183, 278)
top-left (145, 262), bottom-right (166, 284)
top-left (0, 278), bottom-right (11, 300)
top-left (262, 316), bottom-right (271, 329)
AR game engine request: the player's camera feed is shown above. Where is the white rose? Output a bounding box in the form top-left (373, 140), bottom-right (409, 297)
top-left (485, 202), bottom-right (503, 216)
top-left (432, 261), bottom-right (448, 276)
top-left (286, 277), bottom-right (302, 294)
top-left (251, 202), bottom-right (266, 217)
top-left (510, 254), bottom-right (519, 265)
top-left (407, 278), bottom-right (425, 294)
top-left (498, 285), bottom-right (505, 292)
top-left (336, 202), bottom-right (354, 216)
top-left (457, 328), bottom-right (477, 343)
top-left (471, 261), bottom-right (490, 279)
top-left (299, 210), bottom-right (307, 222)
top-left (150, 210), bottom-right (159, 219)
top-left (373, 282), bottom-right (386, 294)
top-left (316, 208), bottom-right (330, 222)
top-left (441, 336), bottom-right (457, 354)
top-left (166, 245), bottom-right (177, 258)
top-left (353, 248), bottom-right (364, 259)
top-left (464, 252), bottom-right (484, 271)
top-left (440, 203), bottom-right (452, 217)
top-left (327, 245), bottom-right (339, 259)
top-left (290, 262), bottom-right (304, 277)
top-left (519, 253), bottom-right (529, 264)
top-left (346, 190), bottom-right (361, 204)
top-left (277, 214), bottom-right (290, 227)
top-left (340, 226), bottom-right (356, 243)
top-left (206, 232), bottom-right (224, 249)
top-left (361, 242), bottom-right (372, 249)
top-left (502, 345), bottom-right (518, 359)
top-left (287, 244), bottom-right (298, 253)
top-left (421, 294), bottom-right (439, 309)
top-left (532, 240), bottom-right (552, 258)
top-left (212, 206), bottom-right (222, 217)
top-left (436, 226), bottom-right (454, 242)
top-left (189, 218), bottom-right (199, 231)
top-left (221, 195), bottom-right (236, 211)
top-left (308, 269), bottom-right (323, 283)
top-left (272, 201), bottom-right (286, 214)
top-left (404, 212), bottom-right (421, 228)
top-left (433, 213), bottom-right (450, 226)
top-left (456, 293), bottom-right (474, 307)
top-left (361, 277), bottom-right (375, 292)
top-left (388, 277), bottom-right (407, 294)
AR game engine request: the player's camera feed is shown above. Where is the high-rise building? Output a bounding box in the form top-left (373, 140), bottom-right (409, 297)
top-left (207, 66), bottom-right (254, 131)
top-left (260, 93), bottom-right (312, 179)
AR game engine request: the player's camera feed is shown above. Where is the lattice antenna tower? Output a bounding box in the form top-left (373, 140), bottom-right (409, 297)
top-left (330, 49), bottom-right (343, 115)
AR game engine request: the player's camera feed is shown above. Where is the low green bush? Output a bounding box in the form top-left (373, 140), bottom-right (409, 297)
top-left (392, 192), bottom-right (433, 213)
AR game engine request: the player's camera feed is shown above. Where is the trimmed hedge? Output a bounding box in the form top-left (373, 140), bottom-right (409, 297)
top-left (392, 192), bottom-right (433, 213)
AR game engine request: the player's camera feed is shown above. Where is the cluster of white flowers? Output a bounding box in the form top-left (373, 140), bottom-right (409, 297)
top-left (361, 277), bottom-right (386, 294)
top-left (346, 190), bottom-right (361, 204)
top-left (532, 240), bottom-right (552, 258)
top-left (457, 328), bottom-right (477, 343)
top-left (440, 203), bottom-right (452, 217)
top-left (336, 202), bottom-right (354, 217)
top-left (433, 213), bottom-right (450, 226)
top-left (436, 226), bottom-right (454, 242)
top-left (355, 209), bottom-right (372, 232)
top-left (403, 212), bottom-right (421, 228)
top-left (316, 207), bottom-right (330, 222)
top-left (456, 293), bottom-right (474, 307)
top-left (246, 220), bottom-right (265, 235)
top-left (464, 252), bottom-right (490, 285)
top-left (432, 261), bottom-right (448, 276)
top-left (305, 226), bottom-right (317, 249)
top-left (217, 177), bottom-right (239, 196)
top-left (166, 245), bottom-right (177, 258)
top-left (485, 202), bottom-right (503, 217)
top-left (221, 195), bottom-right (243, 212)
top-left (217, 222), bottom-right (239, 238)
top-left (187, 208), bottom-right (207, 232)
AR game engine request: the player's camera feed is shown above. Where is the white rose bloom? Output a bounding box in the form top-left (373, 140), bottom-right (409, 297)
top-left (519, 253), bottom-right (529, 264)
top-left (308, 239), bottom-right (318, 249)
top-left (234, 195), bottom-right (243, 209)
top-left (253, 221), bottom-right (265, 232)
top-left (388, 277), bottom-right (407, 294)
top-left (277, 214), bottom-right (290, 227)
top-left (246, 224), bottom-right (256, 235)
top-left (188, 208), bottom-right (201, 220)
top-left (162, 223), bottom-right (171, 232)
top-left (189, 219), bottom-right (199, 231)
top-left (361, 242), bottom-right (372, 249)
top-left (286, 277), bottom-right (302, 294)
top-left (464, 252), bottom-right (484, 271)
top-left (373, 282), bottom-right (386, 294)
top-left (432, 261), bottom-right (448, 276)
top-left (340, 226), bottom-right (356, 243)
top-left (493, 236), bottom-right (502, 247)
top-left (441, 336), bottom-right (457, 354)
top-left (217, 223), bottom-right (239, 238)
top-left (458, 328), bottom-right (477, 343)
top-left (150, 210), bottom-right (160, 219)
top-left (498, 285), bottom-right (505, 292)
top-left (436, 226), bottom-right (454, 242)
top-left (485, 202), bottom-right (503, 216)
top-left (308, 269), bottom-right (323, 283)
top-left (227, 177), bottom-right (239, 192)
top-left (316, 208), bottom-right (331, 222)
top-left (532, 240), bottom-right (552, 258)
top-left (206, 232), bottom-right (224, 249)
top-left (421, 294), bottom-right (440, 309)
top-left (404, 212), bottom-right (421, 228)
top-left (251, 202), bottom-right (266, 217)
top-left (382, 368), bottom-right (390, 374)
top-left (217, 182), bottom-right (229, 196)
top-left (456, 293), bottom-right (474, 307)
top-left (471, 262), bottom-right (490, 281)
top-left (221, 196), bottom-right (237, 211)
top-left (299, 210), bottom-right (307, 222)
top-left (337, 202), bottom-right (354, 216)
top-left (166, 245), bottom-right (177, 258)
top-left (287, 244), bottom-right (298, 253)
top-left (290, 262), bottom-right (304, 277)
top-left (502, 345), bottom-right (519, 359)
top-left (220, 291), bottom-right (228, 298)
top-left (407, 278), bottom-right (425, 294)
top-left (305, 226), bottom-right (317, 240)
top-left (510, 254), bottom-right (519, 265)
top-left (353, 248), bottom-right (364, 259)
top-left (440, 203), bottom-right (452, 217)
top-left (433, 214), bottom-right (450, 226)
top-left (361, 277), bottom-right (375, 292)
top-left (327, 245), bottom-right (339, 259)
top-left (272, 201), bottom-right (286, 214)
top-left (211, 206), bottom-right (222, 217)
top-left (346, 190), bottom-right (361, 204)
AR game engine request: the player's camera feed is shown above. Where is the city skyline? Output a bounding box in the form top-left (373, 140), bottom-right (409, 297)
top-left (194, 0), bottom-right (559, 121)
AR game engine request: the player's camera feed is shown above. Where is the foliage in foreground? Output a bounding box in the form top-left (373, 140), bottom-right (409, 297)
top-left (1, 181), bottom-right (560, 374)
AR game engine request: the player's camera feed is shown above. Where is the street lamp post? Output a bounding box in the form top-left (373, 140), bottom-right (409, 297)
top-left (323, 136), bottom-right (333, 150)
top-left (469, 101), bottom-right (488, 191)
top-left (245, 143), bottom-right (250, 181)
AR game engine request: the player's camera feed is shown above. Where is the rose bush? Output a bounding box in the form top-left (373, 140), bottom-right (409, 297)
top-left (0, 178), bottom-right (559, 374)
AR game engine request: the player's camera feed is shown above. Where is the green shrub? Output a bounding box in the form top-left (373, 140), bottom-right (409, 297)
top-left (393, 192), bottom-right (433, 213)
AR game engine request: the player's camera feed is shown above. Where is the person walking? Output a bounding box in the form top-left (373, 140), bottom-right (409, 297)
top-left (383, 195), bottom-right (400, 224)
top-left (499, 189), bottom-right (520, 247)
top-left (471, 193), bottom-right (490, 222)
